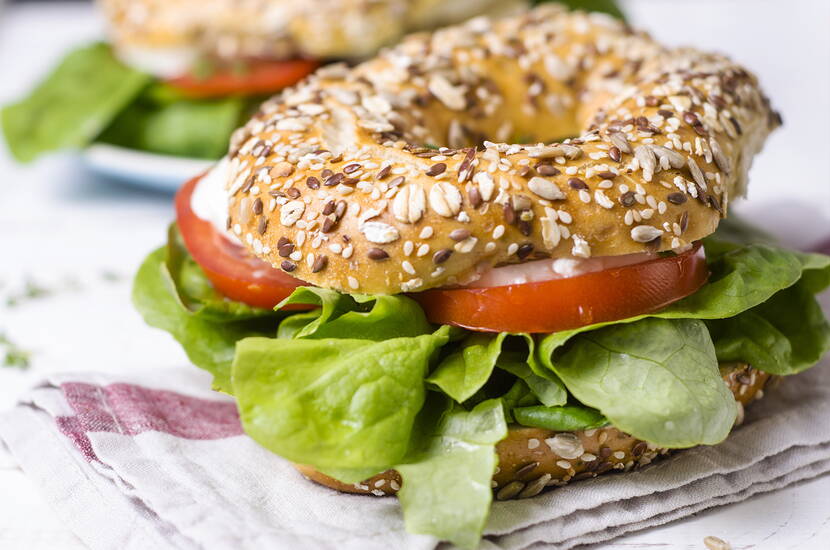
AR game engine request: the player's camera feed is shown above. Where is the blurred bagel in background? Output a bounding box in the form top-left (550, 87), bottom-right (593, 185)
top-left (98, 0), bottom-right (527, 77)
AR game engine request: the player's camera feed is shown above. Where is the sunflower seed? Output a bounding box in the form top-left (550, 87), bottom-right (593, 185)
top-left (650, 144), bottom-right (686, 169)
top-left (609, 131), bottom-right (632, 154)
top-left (709, 137), bottom-right (731, 174)
top-left (541, 207), bottom-right (561, 248)
top-left (634, 145), bottom-right (657, 182)
top-left (518, 474), bottom-right (552, 499)
top-left (687, 157), bottom-right (708, 191)
top-left (496, 481), bottom-right (525, 501)
top-left (703, 536), bottom-right (732, 550)
top-left (473, 172), bottom-right (495, 201)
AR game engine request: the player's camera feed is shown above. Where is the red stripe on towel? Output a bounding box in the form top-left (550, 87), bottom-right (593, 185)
top-left (55, 382), bottom-right (242, 460)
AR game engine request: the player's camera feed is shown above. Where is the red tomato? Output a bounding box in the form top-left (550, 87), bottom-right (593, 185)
top-left (166, 59), bottom-right (319, 99)
top-left (412, 244), bottom-right (709, 333)
top-left (175, 175), bottom-right (308, 309)
top-left (178, 175), bottom-right (708, 331)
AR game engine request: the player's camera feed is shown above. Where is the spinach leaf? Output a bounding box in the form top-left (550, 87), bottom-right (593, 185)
top-left (2, 42), bottom-right (150, 162)
top-left (98, 82), bottom-right (250, 159)
top-left (542, 318), bottom-right (736, 447)
top-left (707, 281), bottom-right (830, 375)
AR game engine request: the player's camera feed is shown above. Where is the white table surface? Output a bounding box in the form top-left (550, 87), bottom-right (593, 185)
top-left (0, 2), bottom-right (828, 549)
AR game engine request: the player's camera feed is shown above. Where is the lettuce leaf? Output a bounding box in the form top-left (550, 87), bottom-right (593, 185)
top-left (232, 326), bottom-right (452, 478)
top-left (277, 286), bottom-right (433, 340)
top-left (707, 281), bottom-right (830, 375)
top-left (428, 333), bottom-right (567, 406)
top-left (427, 333), bottom-right (508, 403)
top-left (396, 398), bottom-right (506, 549)
top-left (2, 42), bottom-right (150, 162)
top-left (97, 82), bottom-right (251, 159)
top-left (536, 242), bottom-right (830, 447)
top-left (132, 226), bottom-right (279, 392)
top-left (133, 229), bottom-right (830, 547)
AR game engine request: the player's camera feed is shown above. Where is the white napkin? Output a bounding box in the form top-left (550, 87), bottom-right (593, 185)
top-left (1, 352), bottom-right (829, 550)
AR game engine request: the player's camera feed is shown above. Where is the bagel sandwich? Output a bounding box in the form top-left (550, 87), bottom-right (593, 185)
top-left (133, 5), bottom-right (830, 548)
top-left (1, 0), bottom-right (525, 164)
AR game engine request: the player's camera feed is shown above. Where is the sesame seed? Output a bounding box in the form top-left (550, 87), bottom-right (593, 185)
top-left (281, 260), bottom-right (296, 272)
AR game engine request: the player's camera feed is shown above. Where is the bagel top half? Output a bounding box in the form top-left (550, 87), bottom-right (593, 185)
top-left (97, 0), bottom-right (525, 76)
top-left (221, 5), bottom-right (781, 295)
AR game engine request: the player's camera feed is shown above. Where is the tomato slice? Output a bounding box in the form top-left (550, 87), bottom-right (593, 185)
top-left (166, 58), bottom-right (319, 99)
top-left (412, 245), bottom-right (709, 334)
top-left (177, 174), bottom-right (708, 330)
top-left (175, 175), bottom-right (308, 309)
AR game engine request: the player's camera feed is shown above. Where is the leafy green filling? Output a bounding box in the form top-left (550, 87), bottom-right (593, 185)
top-left (132, 225), bottom-right (830, 547)
top-left (2, 43), bottom-right (260, 161)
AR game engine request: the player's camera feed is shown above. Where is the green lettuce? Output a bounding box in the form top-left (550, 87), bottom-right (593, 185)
top-left (97, 82), bottom-right (252, 159)
top-left (397, 398), bottom-right (506, 549)
top-left (536, 241), bottom-right (830, 447)
top-left (276, 286), bottom-right (433, 340)
top-left (132, 225), bottom-right (279, 392)
top-left (707, 281), bottom-right (830, 375)
top-left (428, 333), bottom-right (567, 406)
top-left (232, 326), bottom-right (452, 477)
top-left (133, 228), bottom-right (830, 548)
top-left (2, 42), bottom-right (259, 161)
top-left (2, 42), bottom-right (149, 162)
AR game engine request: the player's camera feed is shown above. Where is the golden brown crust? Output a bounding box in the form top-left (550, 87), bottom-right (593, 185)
top-left (224, 5), bottom-right (779, 294)
top-left (97, 0), bottom-right (525, 67)
top-left (296, 362), bottom-right (771, 498)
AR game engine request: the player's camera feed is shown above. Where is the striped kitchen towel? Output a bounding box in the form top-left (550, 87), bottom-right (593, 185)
top-left (2, 359), bottom-right (830, 550)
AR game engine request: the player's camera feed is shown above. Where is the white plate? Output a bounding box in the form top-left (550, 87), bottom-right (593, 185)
top-left (83, 144), bottom-right (214, 193)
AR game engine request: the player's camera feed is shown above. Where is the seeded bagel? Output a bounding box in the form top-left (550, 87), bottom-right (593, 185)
top-left (222, 5), bottom-right (779, 294)
top-left (98, 0), bottom-right (525, 72)
top-left (296, 362), bottom-right (770, 498)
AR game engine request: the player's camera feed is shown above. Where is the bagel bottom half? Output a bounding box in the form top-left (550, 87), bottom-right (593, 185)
top-left (295, 362), bottom-right (771, 499)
